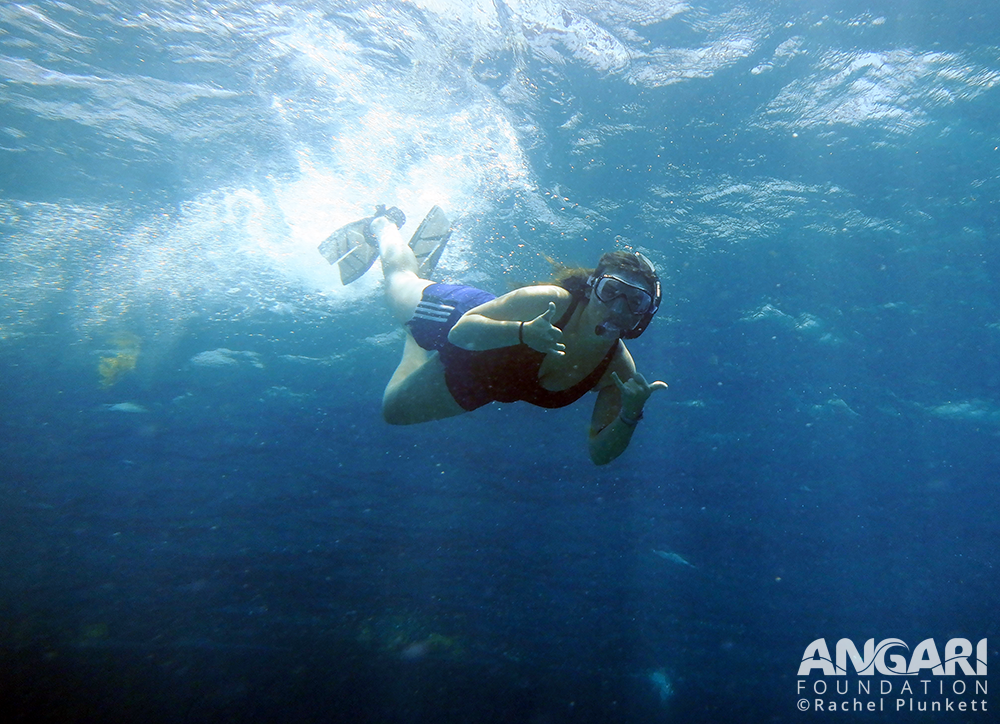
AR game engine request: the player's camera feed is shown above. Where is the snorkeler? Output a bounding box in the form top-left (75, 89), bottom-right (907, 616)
top-left (320, 206), bottom-right (668, 465)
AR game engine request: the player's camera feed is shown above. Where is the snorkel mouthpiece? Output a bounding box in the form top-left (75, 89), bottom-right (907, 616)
top-left (595, 321), bottom-right (620, 338)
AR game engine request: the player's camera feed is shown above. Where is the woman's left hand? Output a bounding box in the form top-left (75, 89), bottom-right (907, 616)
top-left (612, 372), bottom-right (668, 418)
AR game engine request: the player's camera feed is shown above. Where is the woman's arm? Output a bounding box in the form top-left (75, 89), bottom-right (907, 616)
top-left (588, 346), bottom-right (668, 465)
top-left (447, 285), bottom-right (570, 353)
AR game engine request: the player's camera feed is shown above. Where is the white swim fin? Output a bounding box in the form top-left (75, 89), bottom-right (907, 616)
top-left (318, 217), bottom-right (377, 285)
top-left (318, 206), bottom-right (406, 285)
top-left (408, 205), bottom-right (452, 279)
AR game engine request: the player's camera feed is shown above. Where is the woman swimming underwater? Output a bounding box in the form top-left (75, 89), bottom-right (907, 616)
top-left (322, 206), bottom-right (668, 465)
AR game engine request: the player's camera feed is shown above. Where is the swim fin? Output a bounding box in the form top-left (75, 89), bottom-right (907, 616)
top-left (408, 205), bottom-right (452, 278)
top-left (318, 205), bottom-right (406, 285)
top-left (318, 217), bottom-right (377, 285)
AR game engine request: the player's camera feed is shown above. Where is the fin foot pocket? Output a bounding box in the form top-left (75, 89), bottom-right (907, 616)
top-left (374, 204), bottom-right (406, 229)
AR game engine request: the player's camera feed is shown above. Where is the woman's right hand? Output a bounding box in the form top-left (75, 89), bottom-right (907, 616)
top-left (522, 302), bottom-right (566, 356)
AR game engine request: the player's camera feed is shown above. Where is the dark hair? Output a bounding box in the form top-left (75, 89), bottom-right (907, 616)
top-left (550, 264), bottom-right (593, 297)
top-left (546, 251), bottom-right (658, 298)
top-left (593, 251), bottom-right (659, 290)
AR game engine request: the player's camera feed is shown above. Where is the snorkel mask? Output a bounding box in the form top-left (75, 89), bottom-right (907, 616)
top-left (587, 252), bottom-right (662, 339)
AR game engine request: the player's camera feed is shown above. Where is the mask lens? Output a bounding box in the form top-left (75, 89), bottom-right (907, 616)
top-left (595, 276), bottom-right (652, 315)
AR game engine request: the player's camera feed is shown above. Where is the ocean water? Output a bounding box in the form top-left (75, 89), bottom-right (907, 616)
top-left (1, 1), bottom-right (998, 722)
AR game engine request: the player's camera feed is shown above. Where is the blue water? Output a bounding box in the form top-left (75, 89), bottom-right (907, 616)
top-left (2, 1), bottom-right (998, 722)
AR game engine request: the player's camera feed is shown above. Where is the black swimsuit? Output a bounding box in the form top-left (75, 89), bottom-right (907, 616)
top-left (407, 284), bottom-right (619, 412)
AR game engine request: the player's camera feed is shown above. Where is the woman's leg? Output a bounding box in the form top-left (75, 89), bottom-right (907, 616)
top-left (370, 216), bottom-right (432, 324)
top-left (371, 216), bottom-right (465, 424)
top-left (382, 337), bottom-right (466, 424)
